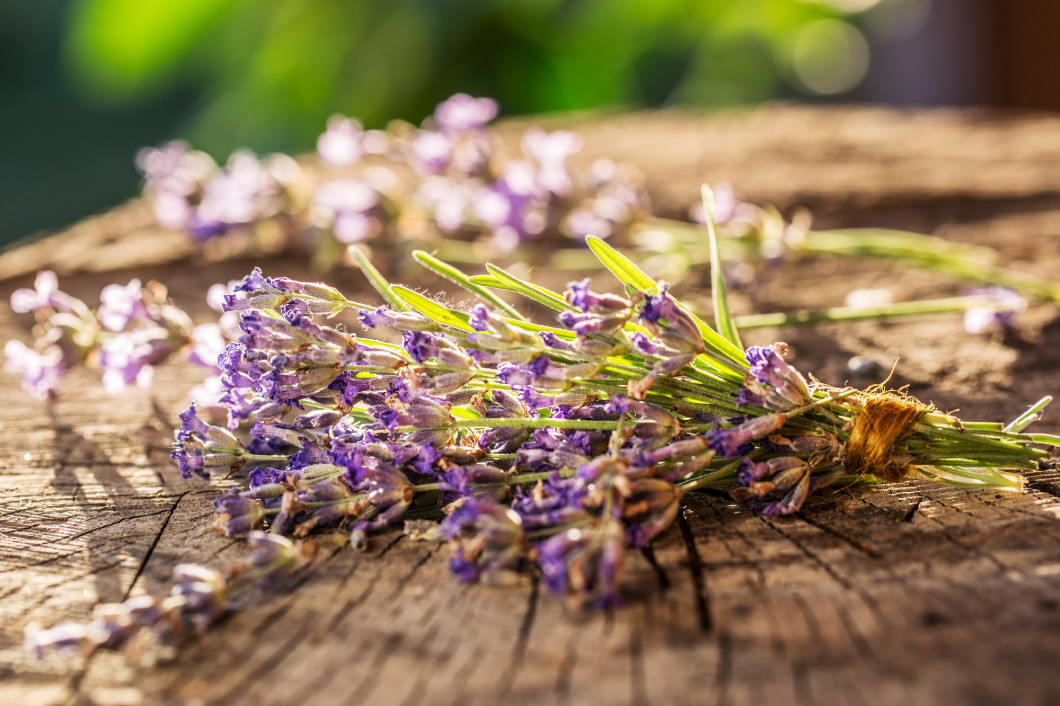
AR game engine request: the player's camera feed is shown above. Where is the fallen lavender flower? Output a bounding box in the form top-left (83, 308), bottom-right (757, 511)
top-left (25, 564), bottom-right (226, 661)
top-left (4, 272), bottom-right (211, 399)
top-left (163, 239), bottom-right (1058, 608)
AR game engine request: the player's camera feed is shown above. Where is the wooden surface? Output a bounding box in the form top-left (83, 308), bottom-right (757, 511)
top-left (2, 104), bottom-right (1060, 706)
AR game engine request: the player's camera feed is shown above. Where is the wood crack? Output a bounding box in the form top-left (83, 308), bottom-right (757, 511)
top-left (795, 513), bottom-right (883, 558)
top-left (14, 507), bottom-right (172, 548)
top-left (765, 517), bottom-right (854, 590)
top-left (1028, 480), bottom-right (1060, 500)
top-left (122, 493), bottom-right (184, 601)
top-left (629, 622), bottom-right (647, 706)
top-left (901, 498), bottom-right (923, 522)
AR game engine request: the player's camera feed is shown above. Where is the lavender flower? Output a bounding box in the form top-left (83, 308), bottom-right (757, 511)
top-left (97, 279), bottom-right (149, 331)
top-left (4, 341), bottom-right (65, 399)
top-left (213, 487), bottom-right (267, 537)
top-left (434, 94), bottom-right (498, 133)
top-left (243, 531), bottom-right (296, 583)
top-left (538, 519), bottom-right (626, 609)
top-left (317, 115), bottom-right (364, 167)
top-left (964, 287), bottom-right (1026, 334)
top-left (156, 253), bottom-right (1059, 616)
top-left (744, 344), bottom-right (811, 410)
top-left (442, 498), bottom-right (525, 584)
top-left (11, 271), bottom-right (83, 314)
top-left (312, 179), bottom-right (385, 244)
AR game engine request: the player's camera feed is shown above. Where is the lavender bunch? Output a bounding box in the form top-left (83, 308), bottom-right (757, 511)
top-left (4, 271), bottom-right (225, 399)
top-left (171, 228), bottom-right (1058, 607)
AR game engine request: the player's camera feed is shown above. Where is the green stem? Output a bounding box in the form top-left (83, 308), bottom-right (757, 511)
top-left (399, 417), bottom-right (623, 433)
top-left (733, 296), bottom-right (994, 329)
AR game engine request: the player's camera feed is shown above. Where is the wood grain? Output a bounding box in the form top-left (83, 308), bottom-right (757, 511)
top-left (2, 105), bottom-right (1059, 706)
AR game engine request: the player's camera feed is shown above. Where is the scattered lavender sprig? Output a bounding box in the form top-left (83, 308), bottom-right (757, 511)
top-left (25, 563), bottom-right (228, 661)
top-left (4, 271), bottom-right (214, 399)
top-left (164, 239), bottom-right (1057, 608)
top-left (139, 93), bottom-right (651, 264)
top-left (25, 532), bottom-right (299, 661)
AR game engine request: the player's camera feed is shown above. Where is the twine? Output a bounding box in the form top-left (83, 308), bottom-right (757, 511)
top-left (844, 391), bottom-right (929, 482)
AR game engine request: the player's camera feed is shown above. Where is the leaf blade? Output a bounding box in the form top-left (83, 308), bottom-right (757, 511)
top-left (390, 285), bottom-right (474, 332)
top-left (702, 185), bottom-right (743, 349)
top-left (347, 245), bottom-right (409, 312)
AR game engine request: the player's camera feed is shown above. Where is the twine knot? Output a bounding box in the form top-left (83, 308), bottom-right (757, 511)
top-left (844, 392), bottom-right (929, 482)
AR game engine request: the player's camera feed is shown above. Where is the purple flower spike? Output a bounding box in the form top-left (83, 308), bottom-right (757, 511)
top-left (170, 564), bottom-right (227, 628)
top-left (707, 413), bottom-right (789, 458)
top-left (744, 344), bottom-right (811, 409)
top-left (468, 304), bottom-right (490, 332)
top-left (312, 179), bottom-right (383, 244)
top-left (244, 531), bottom-right (297, 584)
top-left (98, 331), bottom-right (168, 394)
top-left (629, 331), bottom-right (658, 356)
top-left (441, 498), bottom-right (524, 584)
top-left (564, 279), bottom-right (630, 313)
top-left (964, 287), bottom-right (1026, 335)
top-left (359, 306), bottom-right (398, 329)
top-left (537, 519), bottom-right (626, 609)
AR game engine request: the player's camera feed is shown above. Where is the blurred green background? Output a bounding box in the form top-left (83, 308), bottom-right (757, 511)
top-left (0, 0), bottom-right (981, 245)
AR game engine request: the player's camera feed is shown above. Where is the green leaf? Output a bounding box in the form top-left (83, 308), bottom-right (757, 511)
top-left (481, 264), bottom-right (571, 311)
top-left (348, 245), bottom-right (409, 312)
top-left (390, 286), bottom-right (475, 332)
top-left (701, 185), bottom-right (743, 349)
top-left (412, 251), bottom-right (525, 319)
top-left (585, 236), bottom-right (658, 293)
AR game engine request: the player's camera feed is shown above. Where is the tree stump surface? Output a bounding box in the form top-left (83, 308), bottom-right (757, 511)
top-left (2, 104), bottom-right (1060, 706)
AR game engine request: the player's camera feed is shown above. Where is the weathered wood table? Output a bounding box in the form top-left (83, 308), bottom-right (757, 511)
top-left (3, 105), bottom-right (1060, 706)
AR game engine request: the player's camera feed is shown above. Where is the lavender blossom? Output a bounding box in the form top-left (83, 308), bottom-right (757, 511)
top-left (25, 564), bottom-right (226, 660)
top-left (537, 519), bottom-right (626, 608)
top-left (243, 531), bottom-right (297, 584)
top-left (4, 341), bottom-right (65, 399)
top-left (964, 287), bottom-right (1026, 334)
top-left (744, 344), bottom-right (812, 410)
top-left (312, 179), bottom-right (385, 244)
top-left (442, 498), bottom-right (525, 584)
top-left (434, 94), bottom-right (498, 133)
top-left (213, 487), bottom-right (267, 537)
top-left (317, 115), bottom-right (364, 167)
top-left (97, 279), bottom-right (149, 331)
